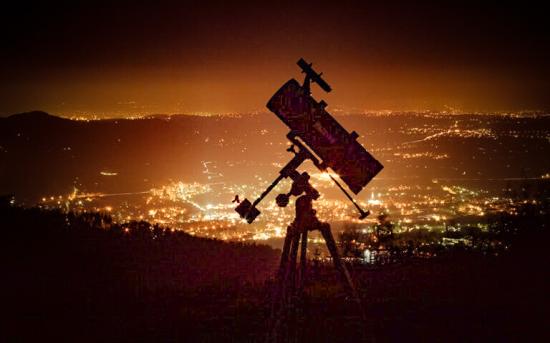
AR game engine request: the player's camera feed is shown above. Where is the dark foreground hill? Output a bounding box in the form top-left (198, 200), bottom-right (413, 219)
top-left (1, 202), bottom-right (548, 342)
top-left (0, 203), bottom-right (280, 341)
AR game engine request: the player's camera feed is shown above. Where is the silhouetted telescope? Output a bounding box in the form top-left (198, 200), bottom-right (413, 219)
top-left (236, 58), bottom-right (383, 223)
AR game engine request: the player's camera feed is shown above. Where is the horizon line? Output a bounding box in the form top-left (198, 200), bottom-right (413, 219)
top-left (2, 109), bottom-right (549, 121)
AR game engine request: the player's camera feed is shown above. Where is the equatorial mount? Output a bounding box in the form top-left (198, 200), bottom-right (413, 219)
top-left (235, 135), bottom-right (370, 224)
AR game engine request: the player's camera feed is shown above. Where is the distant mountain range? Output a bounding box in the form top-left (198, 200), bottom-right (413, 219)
top-left (2, 111), bottom-right (549, 203)
top-left (0, 111), bottom-right (290, 202)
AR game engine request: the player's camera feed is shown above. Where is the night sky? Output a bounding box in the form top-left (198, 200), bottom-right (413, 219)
top-left (1, 1), bottom-right (549, 116)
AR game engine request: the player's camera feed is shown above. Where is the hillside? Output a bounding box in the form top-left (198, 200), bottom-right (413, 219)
top-left (1, 201), bottom-right (548, 342)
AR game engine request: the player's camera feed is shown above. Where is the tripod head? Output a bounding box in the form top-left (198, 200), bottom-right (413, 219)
top-left (235, 137), bottom-right (370, 223)
top-left (235, 138), bottom-right (318, 223)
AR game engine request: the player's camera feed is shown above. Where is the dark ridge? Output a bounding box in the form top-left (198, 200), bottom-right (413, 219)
top-left (5, 111), bottom-right (65, 122)
top-left (1, 204), bottom-right (280, 341)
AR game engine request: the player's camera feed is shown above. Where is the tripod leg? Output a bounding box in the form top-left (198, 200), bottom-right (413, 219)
top-left (272, 226), bottom-right (300, 343)
top-left (319, 223), bottom-right (374, 343)
top-left (288, 230), bottom-right (301, 294)
top-left (278, 227), bottom-right (293, 281)
top-left (320, 223), bottom-right (373, 343)
top-left (319, 224), bottom-right (362, 305)
top-left (268, 226), bottom-right (293, 343)
top-left (286, 230), bottom-right (301, 343)
top-left (278, 225), bottom-right (298, 309)
top-left (299, 230), bottom-right (308, 293)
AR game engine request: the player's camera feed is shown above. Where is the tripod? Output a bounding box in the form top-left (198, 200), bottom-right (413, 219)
top-left (266, 173), bottom-right (365, 342)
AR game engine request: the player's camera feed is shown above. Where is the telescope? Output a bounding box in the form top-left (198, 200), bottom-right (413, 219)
top-left (234, 59), bottom-right (383, 337)
top-left (235, 58), bottom-right (383, 223)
